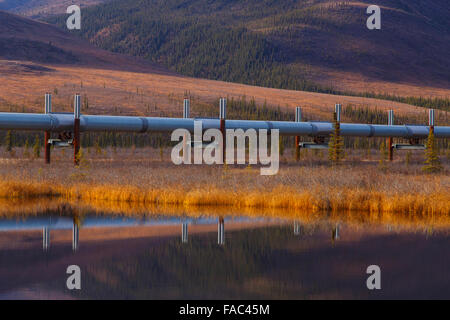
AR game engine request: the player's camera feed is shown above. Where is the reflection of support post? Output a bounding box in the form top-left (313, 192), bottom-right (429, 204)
top-left (73, 94), bottom-right (81, 166)
top-left (388, 110), bottom-right (394, 161)
top-left (72, 223), bottom-right (79, 252)
top-left (218, 217), bottom-right (225, 245)
top-left (219, 98), bottom-right (226, 164)
top-left (43, 227), bottom-right (50, 252)
top-left (332, 224), bottom-right (340, 241)
top-left (294, 221), bottom-right (301, 236)
top-left (44, 93), bottom-right (52, 164)
top-left (182, 222), bottom-right (188, 244)
top-left (295, 107), bottom-right (301, 161)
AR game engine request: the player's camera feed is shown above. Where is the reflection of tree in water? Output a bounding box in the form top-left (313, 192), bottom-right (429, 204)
top-left (70, 226), bottom-right (295, 299)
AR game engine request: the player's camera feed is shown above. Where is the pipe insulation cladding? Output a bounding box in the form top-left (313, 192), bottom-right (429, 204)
top-left (0, 112), bottom-right (449, 139)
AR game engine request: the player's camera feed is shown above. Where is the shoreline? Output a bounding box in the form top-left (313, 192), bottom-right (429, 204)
top-left (1, 180), bottom-right (449, 216)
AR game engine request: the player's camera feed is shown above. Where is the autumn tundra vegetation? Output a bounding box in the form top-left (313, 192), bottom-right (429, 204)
top-left (0, 96), bottom-right (449, 218)
top-left (0, 124), bottom-right (448, 219)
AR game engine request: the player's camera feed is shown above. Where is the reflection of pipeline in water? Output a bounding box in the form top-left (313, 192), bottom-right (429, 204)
top-left (43, 227), bottom-right (50, 252)
top-left (72, 221), bottom-right (79, 252)
top-left (182, 222), bottom-right (188, 244)
top-left (218, 217), bottom-right (225, 246)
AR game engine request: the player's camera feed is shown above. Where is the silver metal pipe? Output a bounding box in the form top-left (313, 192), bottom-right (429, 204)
top-left (0, 113), bottom-right (74, 131)
top-left (0, 112), bottom-right (449, 138)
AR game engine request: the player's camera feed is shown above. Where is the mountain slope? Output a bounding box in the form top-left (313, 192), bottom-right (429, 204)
top-left (0, 9), bottom-right (447, 124)
top-left (0, 0), bottom-right (109, 18)
top-left (47, 0), bottom-right (450, 94)
top-left (0, 10), bottom-right (170, 73)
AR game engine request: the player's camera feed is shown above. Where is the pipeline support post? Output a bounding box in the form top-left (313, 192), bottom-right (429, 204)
top-left (295, 107), bottom-right (301, 161)
top-left (334, 103), bottom-right (342, 135)
top-left (330, 104), bottom-right (343, 162)
top-left (73, 94), bottom-right (81, 166)
top-left (183, 98), bottom-right (190, 119)
top-left (335, 104), bottom-right (341, 123)
top-left (44, 93), bottom-right (52, 164)
top-left (429, 109), bottom-right (435, 137)
top-left (44, 131), bottom-right (51, 164)
top-left (388, 110), bottom-right (394, 161)
top-left (183, 99), bottom-right (190, 162)
top-left (219, 98), bottom-right (226, 164)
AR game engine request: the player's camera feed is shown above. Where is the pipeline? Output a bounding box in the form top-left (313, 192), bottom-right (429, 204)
top-left (0, 112), bottom-right (449, 139)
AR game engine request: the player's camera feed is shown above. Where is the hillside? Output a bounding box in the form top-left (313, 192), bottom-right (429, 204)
top-left (0, 10), bottom-right (447, 124)
top-left (0, 10), bottom-right (170, 73)
top-left (0, 0), bottom-right (109, 18)
top-left (46, 0), bottom-right (450, 95)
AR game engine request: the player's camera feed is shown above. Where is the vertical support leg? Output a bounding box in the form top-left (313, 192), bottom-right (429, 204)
top-left (295, 107), bottom-right (302, 162)
top-left (73, 94), bottom-right (81, 166)
top-left (44, 93), bottom-right (52, 164)
top-left (388, 110), bottom-right (394, 162)
top-left (388, 137), bottom-right (393, 161)
top-left (44, 131), bottom-right (51, 164)
top-left (219, 98), bottom-right (227, 165)
top-left (183, 99), bottom-right (190, 162)
top-left (429, 110), bottom-right (435, 150)
top-left (74, 118), bottom-right (80, 165)
top-left (220, 118), bottom-right (226, 164)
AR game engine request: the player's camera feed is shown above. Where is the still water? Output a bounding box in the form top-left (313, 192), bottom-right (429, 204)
top-left (0, 211), bottom-right (449, 299)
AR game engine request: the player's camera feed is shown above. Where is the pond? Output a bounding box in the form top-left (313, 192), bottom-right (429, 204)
top-left (0, 210), bottom-right (449, 299)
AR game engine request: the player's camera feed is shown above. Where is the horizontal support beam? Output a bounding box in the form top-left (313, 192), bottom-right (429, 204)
top-left (393, 144), bottom-right (426, 150)
top-left (0, 112), bottom-right (449, 139)
top-left (48, 139), bottom-right (73, 148)
top-left (299, 142), bottom-right (329, 149)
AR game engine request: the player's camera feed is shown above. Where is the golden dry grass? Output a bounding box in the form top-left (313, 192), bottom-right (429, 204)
top-left (1, 181), bottom-right (447, 216)
top-left (0, 147), bottom-right (448, 218)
